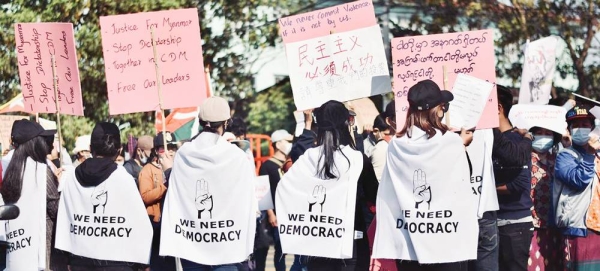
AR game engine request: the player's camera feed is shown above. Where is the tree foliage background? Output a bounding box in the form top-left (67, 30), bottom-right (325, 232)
top-left (0, 0), bottom-right (598, 148)
top-left (0, 0), bottom-right (304, 148)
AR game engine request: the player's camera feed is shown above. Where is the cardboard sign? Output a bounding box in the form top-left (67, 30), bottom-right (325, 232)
top-left (14, 23), bottom-right (84, 115)
top-left (518, 36), bottom-right (558, 105)
top-left (509, 104), bottom-right (567, 134)
top-left (100, 8), bottom-right (207, 115)
top-left (255, 176), bottom-right (274, 211)
top-left (281, 0), bottom-right (391, 110)
top-left (0, 115), bottom-right (29, 151)
top-left (391, 29), bottom-right (498, 130)
top-left (445, 74), bottom-right (494, 130)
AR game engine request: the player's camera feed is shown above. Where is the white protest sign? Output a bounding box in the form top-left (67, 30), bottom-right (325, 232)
top-left (285, 25), bottom-right (391, 110)
top-left (509, 104), bottom-right (567, 134)
top-left (518, 36), bottom-right (558, 104)
top-left (255, 176), bottom-right (274, 211)
top-left (446, 74), bottom-right (494, 130)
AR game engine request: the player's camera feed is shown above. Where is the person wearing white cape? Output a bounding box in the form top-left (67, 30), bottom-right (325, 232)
top-left (55, 122), bottom-right (153, 270)
top-left (1, 119), bottom-right (64, 270)
top-left (276, 100), bottom-right (378, 270)
top-left (160, 97), bottom-right (257, 270)
top-left (372, 80), bottom-right (478, 271)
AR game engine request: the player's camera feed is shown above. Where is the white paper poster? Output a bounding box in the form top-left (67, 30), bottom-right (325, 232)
top-left (255, 176), bottom-right (274, 211)
top-left (509, 104), bottom-right (567, 134)
top-left (446, 74), bottom-right (494, 130)
top-left (285, 25), bottom-right (391, 110)
top-left (518, 36), bottom-right (558, 104)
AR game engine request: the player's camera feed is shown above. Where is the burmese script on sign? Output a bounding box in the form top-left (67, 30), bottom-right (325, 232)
top-left (99, 8), bottom-right (207, 115)
top-left (14, 23), bottom-right (84, 115)
top-left (391, 29), bottom-right (498, 130)
top-left (286, 25), bottom-right (391, 110)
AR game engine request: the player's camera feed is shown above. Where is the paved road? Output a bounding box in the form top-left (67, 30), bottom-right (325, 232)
top-left (264, 245), bottom-right (295, 271)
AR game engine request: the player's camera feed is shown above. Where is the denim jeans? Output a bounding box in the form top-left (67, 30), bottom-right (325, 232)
top-left (181, 259), bottom-right (245, 271)
top-left (290, 255), bottom-right (307, 271)
top-left (468, 217), bottom-right (499, 271)
top-left (498, 222), bottom-right (533, 271)
top-left (271, 227), bottom-right (286, 271)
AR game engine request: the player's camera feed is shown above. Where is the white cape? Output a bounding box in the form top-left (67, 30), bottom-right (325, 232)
top-left (55, 166), bottom-right (153, 264)
top-left (160, 133), bottom-right (257, 265)
top-left (467, 129), bottom-right (499, 218)
top-left (4, 158), bottom-right (47, 271)
top-left (372, 128), bottom-right (479, 263)
top-left (276, 146), bottom-right (363, 259)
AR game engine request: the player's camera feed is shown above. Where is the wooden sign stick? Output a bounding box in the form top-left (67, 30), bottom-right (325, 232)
top-left (51, 54), bottom-right (64, 167)
top-left (442, 65), bottom-right (450, 127)
top-left (150, 28), bottom-right (168, 149)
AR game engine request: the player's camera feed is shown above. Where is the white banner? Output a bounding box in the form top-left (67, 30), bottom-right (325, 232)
top-left (286, 25), bottom-right (391, 110)
top-left (518, 36), bottom-right (558, 104)
top-left (55, 166), bottom-right (153, 264)
top-left (276, 146), bottom-right (363, 259)
top-left (160, 133), bottom-right (256, 265)
top-left (509, 104), bottom-right (567, 135)
top-left (446, 74), bottom-right (494, 130)
top-left (372, 128), bottom-right (479, 263)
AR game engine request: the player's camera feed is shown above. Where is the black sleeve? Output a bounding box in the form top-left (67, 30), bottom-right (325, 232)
top-left (354, 130), bottom-right (365, 153)
top-left (290, 129), bottom-right (317, 163)
top-left (358, 154), bottom-right (378, 204)
top-left (492, 128), bottom-right (532, 167)
top-left (163, 168), bottom-right (172, 187)
top-left (259, 163), bottom-right (281, 203)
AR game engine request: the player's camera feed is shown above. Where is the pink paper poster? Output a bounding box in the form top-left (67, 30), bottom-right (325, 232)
top-left (279, 0), bottom-right (376, 44)
top-left (392, 29), bottom-right (499, 130)
top-left (14, 23), bottom-right (84, 115)
top-left (100, 8), bottom-right (207, 115)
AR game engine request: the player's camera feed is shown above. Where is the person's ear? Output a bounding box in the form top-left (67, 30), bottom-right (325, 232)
top-left (498, 104), bottom-right (503, 116)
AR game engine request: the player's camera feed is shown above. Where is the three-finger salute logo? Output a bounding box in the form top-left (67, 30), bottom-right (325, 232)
top-left (196, 179), bottom-right (213, 219)
top-left (307, 185), bottom-right (327, 212)
top-left (413, 169), bottom-right (432, 210)
top-left (91, 185), bottom-right (108, 214)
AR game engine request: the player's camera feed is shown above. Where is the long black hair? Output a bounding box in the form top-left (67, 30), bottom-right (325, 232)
top-left (1, 136), bottom-right (50, 204)
top-left (314, 100), bottom-right (354, 180)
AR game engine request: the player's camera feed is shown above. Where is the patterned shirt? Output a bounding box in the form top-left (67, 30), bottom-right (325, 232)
top-left (530, 152), bottom-right (555, 228)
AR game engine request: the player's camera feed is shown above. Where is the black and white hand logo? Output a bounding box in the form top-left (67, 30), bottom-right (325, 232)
top-left (196, 179), bottom-right (213, 219)
top-left (413, 169), bottom-right (431, 210)
top-left (91, 185), bottom-right (108, 214)
top-left (307, 185), bottom-right (326, 212)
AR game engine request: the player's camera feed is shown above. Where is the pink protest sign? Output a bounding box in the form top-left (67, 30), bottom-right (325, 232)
top-left (100, 8), bottom-right (207, 115)
top-left (14, 23), bottom-right (84, 115)
top-left (392, 29), bottom-right (498, 130)
top-left (279, 0), bottom-right (376, 43)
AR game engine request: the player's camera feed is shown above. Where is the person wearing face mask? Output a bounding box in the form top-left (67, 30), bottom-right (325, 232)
top-left (116, 147), bottom-right (126, 166)
top-left (256, 129), bottom-right (294, 271)
top-left (72, 135), bottom-right (91, 167)
top-left (527, 126), bottom-right (563, 271)
top-left (370, 114), bottom-right (391, 182)
top-left (553, 105), bottom-right (600, 270)
top-left (123, 135), bottom-right (154, 185)
top-left (139, 131), bottom-right (178, 271)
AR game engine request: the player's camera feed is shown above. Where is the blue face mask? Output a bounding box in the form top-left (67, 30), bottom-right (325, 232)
top-left (572, 128), bottom-right (591, 146)
top-left (532, 135), bottom-right (554, 153)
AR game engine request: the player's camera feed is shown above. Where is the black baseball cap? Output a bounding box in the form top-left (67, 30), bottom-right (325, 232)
top-left (91, 122), bottom-right (120, 143)
top-left (154, 131), bottom-right (177, 147)
top-left (11, 119), bottom-right (56, 145)
top-left (407, 80), bottom-right (454, 111)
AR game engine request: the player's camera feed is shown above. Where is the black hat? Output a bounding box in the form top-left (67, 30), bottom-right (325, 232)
top-left (154, 131), bottom-right (177, 147)
top-left (566, 105), bottom-right (595, 123)
top-left (407, 80), bottom-right (454, 111)
top-left (11, 119), bottom-right (56, 145)
top-left (384, 101), bottom-right (396, 119)
top-left (91, 122), bottom-right (120, 143)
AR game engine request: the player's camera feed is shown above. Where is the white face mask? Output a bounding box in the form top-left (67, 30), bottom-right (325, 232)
top-left (278, 141), bottom-right (292, 156)
top-left (138, 150), bottom-right (148, 164)
top-left (116, 161), bottom-right (124, 166)
top-left (571, 128), bottom-right (591, 146)
top-left (532, 135), bottom-right (554, 153)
